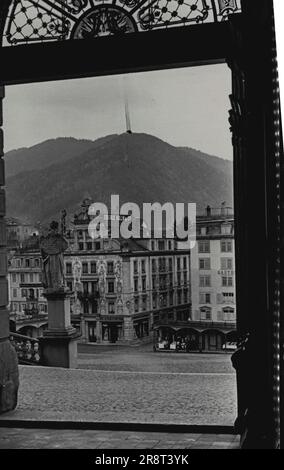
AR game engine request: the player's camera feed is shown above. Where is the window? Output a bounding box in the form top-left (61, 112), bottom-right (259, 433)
top-left (158, 240), bottom-right (165, 251)
top-left (198, 241), bottom-right (210, 253)
top-left (78, 230), bottom-right (84, 239)
top-left (200, 292), bottom-right (211, 304)
top-left (168, 258), bottom-right (173, 271)
top-left (29, 273), bottom-right (33, 282)
top-left (142, 295), bottom-right (147, 311)
top-left (21, 289), bottom-right (27, 298)
top-left (20, 273), bottom-right (25, 283)
top-left (221, 258), bottom-right (233, 270)
top-left (134, 278), bottom-right (138, 292)
top-left (200, 306), bottom-right (211, 320)
top-left (183, 289), bottom-right (188, 303)
top-left (107, 261), bottom-right (114, 275)
top-left (200, 275), bottom-right (211, 287)
top-left (177, 258), bottom-right (181, 270)
top-left (223, 307), bottom-right (235, 321)
top-left (169, 291), bottom-right (174, 305)
top-left (221, 224), bottom-right (231, 235)
top-left (152, 293), bottom-right (157, 309)
top-left (12, 273), bottom-right (17, 283)
top-left (201, 226), bottom-right (207, 235)
top-left (134, 260), bottom-right (138, 274)
top-left (183, 257), bottom-right (187, 269)
top-left (95, 242), bottom-right (101, 250)
top-left (142, 277), bottom-right (146, 291)
top-left (13, 288), bottom-right (17, 298)
top-left (108, 302), bottom-right (115, 314)
top-left (199, 258), bottom-right (211, 270)
top-left (134, 297), bottom-right (139, 312)
top-left (223, 292), bottom-right (234, 299)
top-left (151, 259), bottom-right (156, 272)
top-left (151, 241), bottom-right (155, 250)
top-left (168, 241), bottom-right (172, 250)
top-left (66, 262), bottom-right (72, 274)
top-left (91, 282), bottom-right (97, 293)
top-left (108, 281), bottom-right (114, 293)
top-left (34, 259), bottom-right (39, 268)
top-left (82, 262), bottom-right (88, 274)
top-left (86, 242), bottom-right (93, 251)
top-left (78, 242), bottom-right (84, 251)
top-left (177, 290), bottom-right (182, 304)
top-left (141, 260), bottom-right (146, 273)
top-left (90, 261), bottom-right (96, 274)
top-left (83, 299), bottom-right (89, 314)
top-left (25, 259), bottom-right (30, 268)
top-left (67, 281), bottom-right (73, 291)
top-left (222, 276), bottom-right (234, 287)
top-left (221, 240), bottom-right (232, 252)
top-left (91, 299), bottom-right (98, 314)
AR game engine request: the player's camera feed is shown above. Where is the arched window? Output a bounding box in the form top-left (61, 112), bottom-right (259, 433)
top-left (222, 307), bottom-right (235, 321)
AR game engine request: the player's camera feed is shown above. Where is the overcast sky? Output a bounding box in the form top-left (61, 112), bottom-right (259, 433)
top-left (3, 63), bottom-right (232, 160)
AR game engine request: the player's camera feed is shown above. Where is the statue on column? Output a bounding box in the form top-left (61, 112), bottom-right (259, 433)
top-left (39, 221), bottom-right (68, 293)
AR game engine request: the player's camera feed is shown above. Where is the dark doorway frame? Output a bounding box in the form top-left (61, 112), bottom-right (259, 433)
top-left (0, 0), bottom-right (281, 449)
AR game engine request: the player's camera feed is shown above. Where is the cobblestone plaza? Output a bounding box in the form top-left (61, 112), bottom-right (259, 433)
top-left (0, 346), bottom-right (237, 426)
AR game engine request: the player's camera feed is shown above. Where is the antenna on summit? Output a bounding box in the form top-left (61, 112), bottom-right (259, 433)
top-left (123, 76), bottom-right (132, 134)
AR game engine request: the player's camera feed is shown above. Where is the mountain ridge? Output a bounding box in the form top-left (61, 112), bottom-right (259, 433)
top-left (5, 133), bottom-right (233, 225)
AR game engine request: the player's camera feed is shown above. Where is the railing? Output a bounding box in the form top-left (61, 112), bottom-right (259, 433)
top-left (9, 332), bottom-right (42, 365)
top-left (10, 313), bottom-right (48, 324)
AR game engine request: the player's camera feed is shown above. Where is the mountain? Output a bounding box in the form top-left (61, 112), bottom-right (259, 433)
top-left (5, 135), bottom-right (118, 178)
top-left (5, 133), bottom-right (233, 225)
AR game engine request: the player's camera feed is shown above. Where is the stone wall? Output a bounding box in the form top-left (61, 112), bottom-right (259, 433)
top-left (0, 85), bottom-right (19, 414)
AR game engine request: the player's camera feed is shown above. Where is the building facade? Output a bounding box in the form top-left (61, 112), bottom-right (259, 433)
top-left (154, 204), bottom-right (237, 351)
top-left (8, 236), bottom-right (48, 338)
top-left (6, 217), bottom-right (38, 248)
top-left (66, 202), bottom-right (191, 344)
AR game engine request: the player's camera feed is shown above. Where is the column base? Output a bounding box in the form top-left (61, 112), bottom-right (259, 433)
top-left (0, 339), bottom-right (19, 414)
top-left (40, 329), bottom-right (80, 369)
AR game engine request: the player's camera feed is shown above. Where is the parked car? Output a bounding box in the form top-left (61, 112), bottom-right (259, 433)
top-left (222, 342), bottom-right (237, 351)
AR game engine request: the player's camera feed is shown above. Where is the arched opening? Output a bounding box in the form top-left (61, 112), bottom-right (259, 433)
top-left (175, 328), bottom-right (200, 352)
top-left (201, 329), bottom-right (226, 352)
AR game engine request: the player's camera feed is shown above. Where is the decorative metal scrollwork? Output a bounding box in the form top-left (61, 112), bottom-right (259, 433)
top-left (2, 0), bottom-right (242, 46)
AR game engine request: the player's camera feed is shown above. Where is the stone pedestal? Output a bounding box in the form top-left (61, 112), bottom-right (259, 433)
top-left (0, 333), bottom-right (19, 414)
top-left (40, 289), bottom-right (79, 368)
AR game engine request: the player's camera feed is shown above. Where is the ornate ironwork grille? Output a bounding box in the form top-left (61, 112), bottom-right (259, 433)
top-left (2, 0), bottom-right (241, 46)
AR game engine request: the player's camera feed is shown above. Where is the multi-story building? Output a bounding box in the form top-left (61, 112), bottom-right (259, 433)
top-left (6, 217), bottom-right (38, 248)
top-left (65, 201), bottom-right (192, 344)
top-left (8, 235), bottom-right (48, 338)
top-left (154, 204), bottom-right (237, 351)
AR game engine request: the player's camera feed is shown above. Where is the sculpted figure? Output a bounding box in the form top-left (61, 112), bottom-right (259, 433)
top-left (40, 221), bottom-right (68, 292)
